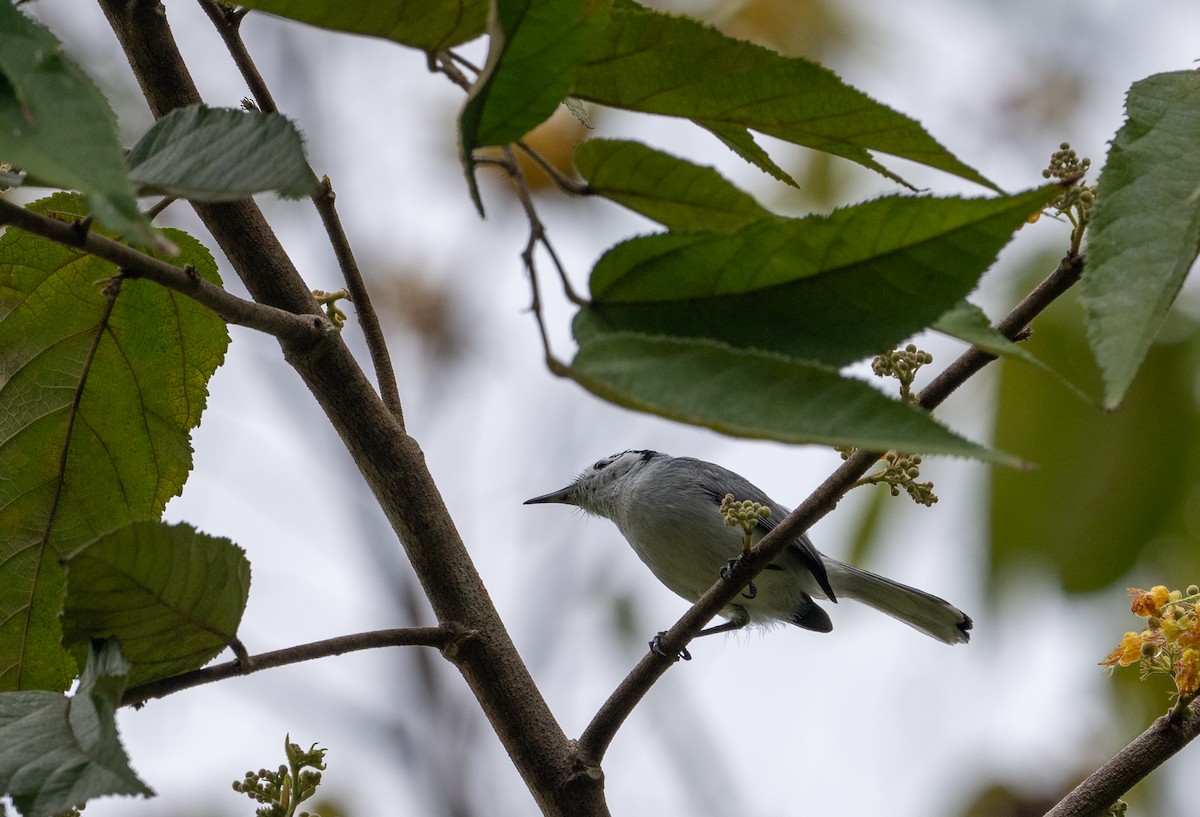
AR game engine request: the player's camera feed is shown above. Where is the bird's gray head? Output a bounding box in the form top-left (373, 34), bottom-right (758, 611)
top-left (524, 449), bottom-right (659, 516)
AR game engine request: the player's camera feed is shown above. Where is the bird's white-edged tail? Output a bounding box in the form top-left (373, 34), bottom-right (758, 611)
top-left (825, 560), bottom-right (972, 644)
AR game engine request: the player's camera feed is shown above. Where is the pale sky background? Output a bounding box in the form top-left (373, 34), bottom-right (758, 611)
top-left (16, 1), bottom-right (1200, 816)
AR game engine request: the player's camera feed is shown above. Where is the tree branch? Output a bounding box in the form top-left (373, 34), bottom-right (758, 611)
top-left (0, 197), bottom-right (329, 341)
top-left (198, 0), bottom-right (405, 421)
top-left (97, 2), bottom-right (600, 813)
top-left (577, 252), bottom-right (1087, 764)
top-left (310, 176), bottom-right (405, 419)
top-left (1044, 699), bottom-right (1200, 817)
top-left (197, 0), bottom-right (277, 113)
top-left (121, 627), bottom-right (462, 708)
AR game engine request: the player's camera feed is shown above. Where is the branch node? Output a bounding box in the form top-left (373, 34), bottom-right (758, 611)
top-left (71, 216), bottom-right (93, 241)
top-left (440, 623), bottom-right (481, 660)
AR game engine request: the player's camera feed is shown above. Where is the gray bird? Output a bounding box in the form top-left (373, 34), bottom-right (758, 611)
top-left (526, 450), bottom-right (972, 647)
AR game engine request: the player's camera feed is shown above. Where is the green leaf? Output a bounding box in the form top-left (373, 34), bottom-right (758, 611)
top-left (0, 639), bottom-right (152, 817)
top-left (1082, 71), bottom-right (1200, 409)
top-left (990, 286), bottom-right (1200, 592)
top-left (235, 0), bottom-right (487, 50)
top-left (697, 121), bottom-right (800, 188)
top-left (460, 0), bottom-right (606, 211)
top-left (62, 521), bottom-right (250, 689)
top-left (580, 186), bottom-right (1059, 368)
top-left (568, 333), bottom-right (1019, 464)
top-left (575, 138), bottom-right (772, 232)
top-left (0, 1), bottom-right (157, 247)
top-left (573, 3), bottom-right (998, 191)
top-left (127, 105), bottom-right (318, 201)
top-left (0, 193), bottom-right (229, 691)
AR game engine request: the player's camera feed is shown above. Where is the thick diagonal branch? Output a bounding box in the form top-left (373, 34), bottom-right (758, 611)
top-left (96, 2), bottom-right (601, 814)
top-left (1043, 699), bottom-right (1200, 817)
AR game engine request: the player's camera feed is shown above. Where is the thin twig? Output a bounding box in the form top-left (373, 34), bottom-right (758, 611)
top-left (143, 195), bottom-right (177, 220)
top-left (500, 146), bottom-right (588, 307)
top-left (429, 50), bottom-right (473, 92)
top-left (197, 0), bottom-right (278, 112)
top-left (199, 1), bottom-right (405, 421)
top-left (576, 252), bottom-right (1087, 764)
top-left (312, 177), bottom-right (405, 419)
top-left (445, 50), bottom-right (482, 76)
top-left (121, 626), bottom-right (462, 707)
top-left (0, 198), bottom-right (329, 341)
top-left (515, 140), bottom-right (591, 196)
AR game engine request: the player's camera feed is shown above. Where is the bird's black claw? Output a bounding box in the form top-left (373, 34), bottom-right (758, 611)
top-left (650, 631), bottom-right (691, 662)
top-left (720, 557), bottom-right (756, 599)
top-left (720, 556), bottom-right (739, 581)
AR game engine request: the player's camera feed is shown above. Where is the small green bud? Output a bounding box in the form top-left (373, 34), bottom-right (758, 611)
top-left (1187, 585), bottom-right (1199, 597)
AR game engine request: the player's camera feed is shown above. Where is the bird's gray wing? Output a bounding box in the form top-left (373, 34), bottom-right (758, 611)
top-left (686, 458), bottom-right (837, 602)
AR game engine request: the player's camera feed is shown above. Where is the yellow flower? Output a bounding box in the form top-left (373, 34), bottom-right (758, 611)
top-left (1174, 649), bottom-right (1200, 697)
top-left (1130, 586), bottom-right (1171, 618)
top-left (1102, 632), bottom-right (1144, 668)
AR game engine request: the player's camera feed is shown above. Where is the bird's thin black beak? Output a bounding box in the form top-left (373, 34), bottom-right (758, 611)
top-left (524, 485), bottom-right (577, 505)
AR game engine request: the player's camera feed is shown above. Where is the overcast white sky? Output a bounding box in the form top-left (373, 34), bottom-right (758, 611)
top-left (17, 1), bottom-right (1200, 816)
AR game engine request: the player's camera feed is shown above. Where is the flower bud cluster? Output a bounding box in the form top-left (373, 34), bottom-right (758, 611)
top-left (719, 493), bottom-right (771, 536)
top-left (872, 343), bottom-right (933, 404)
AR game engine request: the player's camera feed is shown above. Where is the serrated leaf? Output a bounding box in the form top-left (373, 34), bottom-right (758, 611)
top-left (460, 0), bottom-right (606, 211)
top-left (697, 121), bottom-right (799, 188)
top-left (0, 1), bottom-right (156, 247)
top-left (572, 3), bottom-right (998, 191)
top-left (580, 186), bottom-right (1059, 368)
top-left (62, 521), bottom-right (250, 689)
top-left (0, 193), bottom-right (229, 691)
top-left (1083, 71), bottom-right (1200, 409)
top-left (128, 105), bottom-right (317, 201)
top-left (568, 333), bottom-right (1019, 465)
top-left (0, 639), bottom-right (152, 817)
top-left (575, 138), bottom-right (771, 232)
top-left (235, 0), bottom-right (487, 50)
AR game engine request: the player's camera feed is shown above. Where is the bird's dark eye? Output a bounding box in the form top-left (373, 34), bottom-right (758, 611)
top-left (593, 459), bottom-right (609, 471)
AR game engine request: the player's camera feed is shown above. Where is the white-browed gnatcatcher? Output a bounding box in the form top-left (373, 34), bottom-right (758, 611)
top-left (525, 450), bottom-right (971, 647)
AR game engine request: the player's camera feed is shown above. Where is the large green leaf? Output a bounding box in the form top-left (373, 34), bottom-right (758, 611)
top-left (0, 639), bottom-right (152, 817)
top-left (0, 1), bottom-right (156, 247)
top-left (0, 194), bottom-right (229, 691)
top-left (1082, 71), bottom-right (1200, 409)
top-left (578, 186), bottom-right (1059, 368)
top-left (572, 2), bottom-right (998, 191)
top-left (568, 333), bottom-right (1019, 465)
top-left (235, 0), bottom-right (487, 50)
top-left (128, 105), bottom-right (318, 201)
top-left (575, 138), bottom-right (772, 232)
top-left (62, 521), bottom-right (251, 689)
